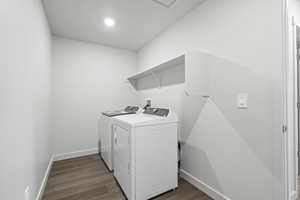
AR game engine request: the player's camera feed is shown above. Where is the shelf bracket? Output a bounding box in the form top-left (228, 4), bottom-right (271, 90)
top-left (184, 89), bottom-right (210, 98)
top-left (151, 72), bottom-right (161, 88)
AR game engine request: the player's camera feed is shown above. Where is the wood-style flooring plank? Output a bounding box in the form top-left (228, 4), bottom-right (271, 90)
top-left (42, 154), bottom-right (213, 200)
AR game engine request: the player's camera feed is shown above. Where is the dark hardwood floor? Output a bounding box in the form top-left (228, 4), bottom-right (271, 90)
top-left (42, 154), bottom-right (213, 200)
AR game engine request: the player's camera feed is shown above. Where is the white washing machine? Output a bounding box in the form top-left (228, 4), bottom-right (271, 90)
top-left (98, 106), bottom-right (139, 171)
top-left (112, 108), bottom-right (178, 200)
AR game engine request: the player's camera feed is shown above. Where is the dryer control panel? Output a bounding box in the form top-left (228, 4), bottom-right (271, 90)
top-left (143, 107), bottom-right (169, 117)
top-left (124, 106), bottom-right (139, 112)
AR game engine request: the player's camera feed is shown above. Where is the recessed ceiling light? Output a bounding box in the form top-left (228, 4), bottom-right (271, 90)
top-left (104, 17), bottom-right (115, 27)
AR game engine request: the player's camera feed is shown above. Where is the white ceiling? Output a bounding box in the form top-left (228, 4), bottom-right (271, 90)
top-left (43, 0), bottom-right (204, 50)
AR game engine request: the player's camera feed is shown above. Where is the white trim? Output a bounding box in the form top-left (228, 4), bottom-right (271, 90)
top-left (290, 190), bottom-right (297, 200)
top-left (36, 156), bottom-right (53, 200)
top-left (53, 148), bottom-right (98, 161)
top-left (290, 16), bottom-right (299, 200)
top-left (180, 169), bottom-right (231, 200)
top-left (35, 148), bottom-right (99, 199)
top-left (286, 13), bottom-right (300, 200)
top-left (283, 0), bottom-right (292, 200)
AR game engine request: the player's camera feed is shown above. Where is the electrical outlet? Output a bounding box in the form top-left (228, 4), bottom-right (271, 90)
top-left (24, 186), bottom-right (30, 200)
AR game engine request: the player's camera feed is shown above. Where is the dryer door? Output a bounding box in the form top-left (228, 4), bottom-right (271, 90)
top-left (113, 124), bottom-right (131, 199)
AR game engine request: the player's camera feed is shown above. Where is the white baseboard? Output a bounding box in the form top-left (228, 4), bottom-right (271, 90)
top-left (36, 156), bottom-right (53, 200)
top-left (35, 148), bottom-right (99, 200)
top-left (53, 148), bottom-right (98, 161)
top-left (180, 169), bottom-right (231, 200)
top-left (290, 190), bottom-right (297, 200)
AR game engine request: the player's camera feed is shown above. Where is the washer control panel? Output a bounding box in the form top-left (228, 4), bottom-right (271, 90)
top-left (143, 107), bottom-right (169, 117)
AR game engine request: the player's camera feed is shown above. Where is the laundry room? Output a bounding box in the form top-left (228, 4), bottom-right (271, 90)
top-left (2, 0), bottom-right (300, 200)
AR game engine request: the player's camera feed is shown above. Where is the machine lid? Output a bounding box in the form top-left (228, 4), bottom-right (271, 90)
top-left (102, 106), bottom-right (139, 117)
top-left (102, 111), bottom-right (136, 117)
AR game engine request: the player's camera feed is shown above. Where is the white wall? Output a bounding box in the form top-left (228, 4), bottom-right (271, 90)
top-left (0, 0), bottom-right (52, 200)
top-left (289, 0), bottom-right (300, 24)
top-left (52, 37), bottom-right (139, 155)
top-left (137, 0), bottom-right (284, 199)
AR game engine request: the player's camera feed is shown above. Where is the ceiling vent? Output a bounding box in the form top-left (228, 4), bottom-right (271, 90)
top-left (152, 0), bottom-right (177, 8)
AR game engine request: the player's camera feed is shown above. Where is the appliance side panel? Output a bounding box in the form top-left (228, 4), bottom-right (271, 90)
top-left (131, 127), bottom-right (137, 200)
top-left (100, 115), bottom-right (113, 170)
top-left (135, 123), bottom-right (178, 199)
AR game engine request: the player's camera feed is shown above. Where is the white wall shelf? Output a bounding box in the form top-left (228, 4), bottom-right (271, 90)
top-left (127, 51), bottom-right (216, 97)
top-left (128, 55), bottom-right (185, 89)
